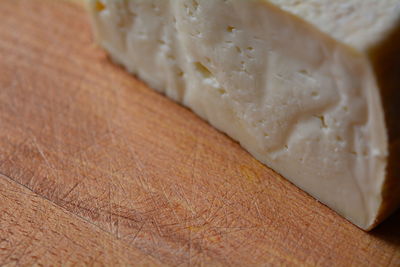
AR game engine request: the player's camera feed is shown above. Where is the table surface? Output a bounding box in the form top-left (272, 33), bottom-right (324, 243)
top-left (0, 0), bottom-right (399, 266)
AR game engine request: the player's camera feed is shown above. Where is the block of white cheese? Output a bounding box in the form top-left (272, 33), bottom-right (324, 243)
top-left (85, 0), bottom-right (400, 230)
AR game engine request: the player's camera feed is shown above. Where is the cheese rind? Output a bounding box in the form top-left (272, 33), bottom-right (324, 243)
top-left (86, 0), bottom-right (400, 230)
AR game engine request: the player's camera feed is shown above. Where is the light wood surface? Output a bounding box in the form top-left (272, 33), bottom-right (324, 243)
top-left (0, 0), bottom-right (399, 266)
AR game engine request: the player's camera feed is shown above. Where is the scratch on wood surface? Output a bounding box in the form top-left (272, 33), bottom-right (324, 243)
top-left (127, 221), bottom-right (145, 246)
top-left (31, 136), bottom-right (62, 202)
top-left (160, 183), bottom-right (181, 225)
top-left (88, 251), bottom-right (104, 266)
top-left (151, 215), bottom-right (163, 239)
top-left (172, 184), bottom-right (195, 216)
top-left (1, 172), bottom-right (132, 252)
top-left (62, 182), bottom-right (80, 200)
top-left (206, 196), bottom-right (229, 226)
top-left (253, 198), bottom-right (263, 224)
top-left (116, 207), bottom-right (120, 239)
top-left (189, 139), bottom-right (198, 261)
top-left (1, 173), bottom-right (164, 264)
top-left (149, 231), bottom-right (159, 255)
top-left (71, 132), bottom-right (112, 157)
top-left (108, 185), bottom-right (113, 235)
top-left (32, 137), bottom-right (52, 169)
top-left (125, 144), bottom-right (151, 192)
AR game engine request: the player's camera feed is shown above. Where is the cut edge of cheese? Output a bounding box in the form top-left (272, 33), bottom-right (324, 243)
top-left (368, 24), bottom-right (400, 229)
top-left (85, 0), bottom-right (400, 230)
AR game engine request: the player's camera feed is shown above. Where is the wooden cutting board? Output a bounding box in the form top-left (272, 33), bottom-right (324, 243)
top-left (0, 0), bottom-right (399, 265)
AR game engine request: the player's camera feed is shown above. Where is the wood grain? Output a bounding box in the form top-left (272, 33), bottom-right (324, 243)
top-left (0, 174), bottom-right (161, 266)
top-left (0, 0), bottom-right (399, 266)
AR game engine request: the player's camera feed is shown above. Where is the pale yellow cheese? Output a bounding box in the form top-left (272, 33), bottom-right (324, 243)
top-left (85, 0), bottom-right (400, 230)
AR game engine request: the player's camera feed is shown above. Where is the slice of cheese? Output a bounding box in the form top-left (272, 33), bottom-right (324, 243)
top-left (85, 0), bottom-right (400, 230)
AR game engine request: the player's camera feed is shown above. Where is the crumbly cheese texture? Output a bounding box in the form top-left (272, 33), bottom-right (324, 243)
top-left (86, 0), bottom-right (400, 230)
